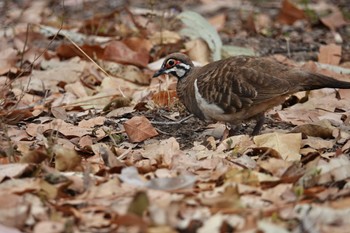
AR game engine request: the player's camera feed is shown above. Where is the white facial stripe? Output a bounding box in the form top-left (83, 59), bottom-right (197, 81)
top-left (194, 79), bottom-right (224, 119)
top-left (178, 63), bottom-right (190, 70)
top-left (165, 65), bottom-right (188, 78)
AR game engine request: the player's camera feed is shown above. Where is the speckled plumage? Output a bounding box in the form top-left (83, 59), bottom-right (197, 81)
top-left (153, 53), bottom-right (350, 134)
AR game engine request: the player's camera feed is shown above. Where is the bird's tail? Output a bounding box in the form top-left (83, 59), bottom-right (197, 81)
top-left (294, 72), bottom-right (350, 91)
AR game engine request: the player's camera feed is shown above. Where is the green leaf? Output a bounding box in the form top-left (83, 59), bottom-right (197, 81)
top-left (127, 191), bottom-right (149, 217)
top-left (177, 11), bottom-right (222, 61)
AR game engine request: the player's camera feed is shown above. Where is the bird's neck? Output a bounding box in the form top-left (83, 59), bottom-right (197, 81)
top-left (176, 68), bottom-right (206, 120)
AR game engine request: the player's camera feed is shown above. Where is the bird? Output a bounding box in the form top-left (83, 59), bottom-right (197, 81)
top-left (153, 53), bottom-right (350, 135)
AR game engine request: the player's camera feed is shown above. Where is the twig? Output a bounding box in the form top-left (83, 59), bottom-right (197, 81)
top-left (117, 146), bottom-right (132, 160)
top-left (285, 37), bottom-right (291, 58)
top-left (151, 114), bottom-right (193, 125)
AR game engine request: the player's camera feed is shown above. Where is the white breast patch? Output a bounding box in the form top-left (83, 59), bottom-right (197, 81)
top-left (194, 79), bottom-right (224, 119)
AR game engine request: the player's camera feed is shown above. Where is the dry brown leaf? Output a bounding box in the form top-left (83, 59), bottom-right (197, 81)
top-left (0, 48), bottom-right (17, 75)
top-left (261, 183), bottom-right (294, 205)
top-left (318, 44), bottom-right (342, 65)
top-left (254, 132), bottom-right (302, 161)
top-left (50, 106), bottom-right (68, 121)
top-left (257, 158), bottom-right (292, 178)
top-left (101, 61), bottom-right (149, 84)
top-left (20, 149), bottom-right (49, 164)
top-left (255, 14), bottom-right (272, 34)
top-left (26, 119), bottom-right (105, 138)
top-left (317, 155), bottom-right (350, 184)
top-left (106, 106), bottom-right (135, 118)
top-left (12, 57), bottom-right (86, 93)
top-left (0, 224), bottom-right (22, 233)
top-left (208, 13), bottom-right (226, 31)
top-left (149, 30), bottom-right (182, 45)
top-left (185, 39), bottom-right (210, 65)
top-left (33, 221), bottom-right (65, 233)
top-left (123, 116), bottom-right (158, 143)
top-left (123, 37), bottom-right (152, 54)
top-left (152, 90), bottom-right (177, 107)
top-left (64, 81), bottom-right (89, 98)
top-left (0, 194), bottom-right (30, 228)
top-left (277, 0), bottom-right (306, 25)
top-left (103, 41), bottom-right (149, 67)
top-left (79, 135), bottom-right (93, 149)
top-left (53, 145), bottom-right (82, 171)
top-left (216, 135), bottom-right (253, 154)
top-left (291, 121), bottom-right (334, 138)
top-left (7, 127), bottom-right (32, 141)
top-left (321, 8), bottom-right (347, 31)
top-left (142, 137), bottom-right (180, 167)
top-left (78, 116), bottom-right (105, 128)
top-left (301, 137), bottom-right (334, 150)
top-left (0, 164), bottom-right (36, 182)
top-left (92, 143), bottom-right (124, 168)
top-left (56, 43), bottom-right (105, 60)
top-left (225, 168), bottom-right (259, 186)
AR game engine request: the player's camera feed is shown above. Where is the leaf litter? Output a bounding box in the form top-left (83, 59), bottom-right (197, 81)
top-left (1, 0), bottom-right (350, 232)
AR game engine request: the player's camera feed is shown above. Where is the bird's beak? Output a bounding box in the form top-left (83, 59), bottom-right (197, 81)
top-left (153, 68), bottom-right (166, 78)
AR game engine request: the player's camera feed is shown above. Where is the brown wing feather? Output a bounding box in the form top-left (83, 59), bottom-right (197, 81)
top-left (195, 56), bottom-right (292, 114)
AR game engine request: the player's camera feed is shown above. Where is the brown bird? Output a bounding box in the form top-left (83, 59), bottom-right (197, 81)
top-left (153, 53), bottom-right (350, 135)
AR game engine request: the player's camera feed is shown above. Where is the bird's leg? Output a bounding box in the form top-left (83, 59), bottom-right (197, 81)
top-left (252, 113), bottom-right (265, 136)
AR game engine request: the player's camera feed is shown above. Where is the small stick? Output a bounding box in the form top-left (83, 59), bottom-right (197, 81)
top-left (151, 114), bottom-right (193, 125)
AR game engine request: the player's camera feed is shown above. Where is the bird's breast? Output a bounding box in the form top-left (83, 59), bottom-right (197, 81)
top-left (193, 79), bottom-right (225, 120)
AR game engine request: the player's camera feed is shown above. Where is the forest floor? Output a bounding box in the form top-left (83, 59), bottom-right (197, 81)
top-left (1, 0), bottom-right (350, 232)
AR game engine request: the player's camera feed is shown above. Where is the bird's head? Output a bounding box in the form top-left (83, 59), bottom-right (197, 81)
top-left (153, 53), bottom-right (194, 79)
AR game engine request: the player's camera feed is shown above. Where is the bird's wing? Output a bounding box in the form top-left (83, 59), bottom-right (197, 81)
top-left (196, 60), bottom-right (292, 113)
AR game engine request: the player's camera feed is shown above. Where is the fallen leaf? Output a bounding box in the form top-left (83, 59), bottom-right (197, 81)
top-left (0, 164), bottom-right (36, 182)
top-left (78, 116), bottom-right (105, 128)
top-left (101, 61), bottom-right (149, 84)
top-left (26, 119), bottom-right (105, 138)
top-left (318, 44), bottom-right (342, 66)
top-left (53, 145), bottom-right (82, 171)
top-left (317, 154), bottom-right (350, 184)
top-left (178, 11), bottom-right (223, 61)
top-left (56, 43), bottom-right (105, 60)
top-left (147, 175), bottom-right (196, 191)
top-left (301, 136), bottom-right (334, 150)
top-left (290, 121), bottom-right (334, 138)
top-left (277, 0), bottom-right (306, 25)
top-left (92, 143), bottom-right (124, 168)
top-left (217, 135), bottom-right (253, 154)
top-left (321, 8), bottom-right (347, 31)
top-left (33, 221), bottom-right (65, 233)
top-left (50, 106), bottom-right (68, 121)
top-left (152, 90), bottom-right (178, 107)
top-left (127, 191), bottom-right (149, 216)
top-left (208, 13), bottom-right (226, 31)
top-left (103, 41), bottom-right (149, 67)
top-left (0, 194), bottom-right (30, 228)
top-left (0, 48), bottom-right (17, 75)
top-left (257, 158), bottom-right (292, 177)
top-left (185, 39), bottom-right (210, 64)
top-left (254, 132), bottom-right (302, 161)
top-left (123, 116), bottom-right (158, 143)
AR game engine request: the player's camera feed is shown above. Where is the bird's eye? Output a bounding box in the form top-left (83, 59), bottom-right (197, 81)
top-left (166, 59), bottom-right (176, 68)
